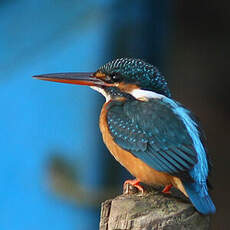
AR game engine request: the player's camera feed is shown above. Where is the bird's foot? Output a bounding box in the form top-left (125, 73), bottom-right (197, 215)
top-left (123, 178), bottom-right (144, 195)
top-left (162, 184), bottom-right (173, 194)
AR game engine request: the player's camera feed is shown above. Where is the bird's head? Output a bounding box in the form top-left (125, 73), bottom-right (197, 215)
top-left (33, 58), bottom-right (171, 101)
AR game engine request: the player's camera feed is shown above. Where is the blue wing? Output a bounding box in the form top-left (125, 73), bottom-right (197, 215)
top-left (107, 98), bottom-right (215, 214)
top-left (107, 98), bottom-right (198, 181)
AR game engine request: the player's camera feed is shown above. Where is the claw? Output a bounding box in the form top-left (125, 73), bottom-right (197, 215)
top-left (123, 178), bottom-right (144, 195)
top-left (162, 184), bottom-right (173, 194)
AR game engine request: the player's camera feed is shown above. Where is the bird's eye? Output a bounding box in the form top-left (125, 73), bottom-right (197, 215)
top-left (110, 73), bottom-right (122, 82)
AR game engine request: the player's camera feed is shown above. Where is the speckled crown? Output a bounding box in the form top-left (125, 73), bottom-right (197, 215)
top-left (99, 58), bottom-right (171, 98)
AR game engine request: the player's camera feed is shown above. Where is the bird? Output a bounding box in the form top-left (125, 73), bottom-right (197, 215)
top-left (33, 57), bottom-right (216, 215)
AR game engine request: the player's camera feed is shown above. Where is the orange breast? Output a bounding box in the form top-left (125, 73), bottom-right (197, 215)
top-left (99, 101), bottom-right (187, 196)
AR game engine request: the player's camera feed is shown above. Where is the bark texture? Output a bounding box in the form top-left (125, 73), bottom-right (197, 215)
top-left (99, 185), bottom-right (210, 230)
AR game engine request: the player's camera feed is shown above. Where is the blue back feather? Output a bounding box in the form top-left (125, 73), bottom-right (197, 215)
top-left (161, 97), bottom-right (215, 214)
top-left (163, 97), bottom-right (209, 183)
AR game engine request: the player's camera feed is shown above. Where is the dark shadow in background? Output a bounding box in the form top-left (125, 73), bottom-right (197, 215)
top-left (170, 2), bottom-right (230, 229)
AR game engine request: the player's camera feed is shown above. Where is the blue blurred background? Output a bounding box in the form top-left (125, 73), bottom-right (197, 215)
top-left (1, 1), bottom-right (229, 229)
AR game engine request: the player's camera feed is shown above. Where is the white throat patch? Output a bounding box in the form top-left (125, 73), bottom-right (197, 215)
top-left (90, 86), bottom-right (111, 102)
top-left (130, 89), bottom-right (165, 100)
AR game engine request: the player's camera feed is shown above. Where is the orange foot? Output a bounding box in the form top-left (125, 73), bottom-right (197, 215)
top-left (123, 178), bottom-right (144, 195)
top-left (162, 184), bottom-right (173, 194)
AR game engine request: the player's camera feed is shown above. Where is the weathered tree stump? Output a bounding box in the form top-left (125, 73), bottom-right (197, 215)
top-left (99, 184), bottom-right (210, 230)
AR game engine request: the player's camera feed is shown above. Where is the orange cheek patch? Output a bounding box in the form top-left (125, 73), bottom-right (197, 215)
top-left (95, 71), bottom-right (106, 79)
top-left (118, 82), bottom-right (139, 92)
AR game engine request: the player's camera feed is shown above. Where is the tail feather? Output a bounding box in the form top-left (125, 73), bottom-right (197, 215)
top-left (183, 182), bottom-right (216, 215)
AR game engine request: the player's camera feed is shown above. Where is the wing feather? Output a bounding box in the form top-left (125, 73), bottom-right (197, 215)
top-left (107, 99), bottom-right (200, 181)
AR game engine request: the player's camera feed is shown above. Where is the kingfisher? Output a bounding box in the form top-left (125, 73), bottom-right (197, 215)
top-left (33, 58), bottom-right (215, 215)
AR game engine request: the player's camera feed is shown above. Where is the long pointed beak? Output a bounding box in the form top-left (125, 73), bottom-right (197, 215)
top-left (32, 72), bottom-right (109, 86)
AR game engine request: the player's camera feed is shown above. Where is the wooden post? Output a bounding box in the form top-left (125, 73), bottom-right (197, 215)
top-left (99, 184), bottom-right (210, 230)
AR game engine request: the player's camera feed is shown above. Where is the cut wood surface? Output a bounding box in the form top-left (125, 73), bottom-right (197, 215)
top-left (99, 184), bottom-right (210, 230)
